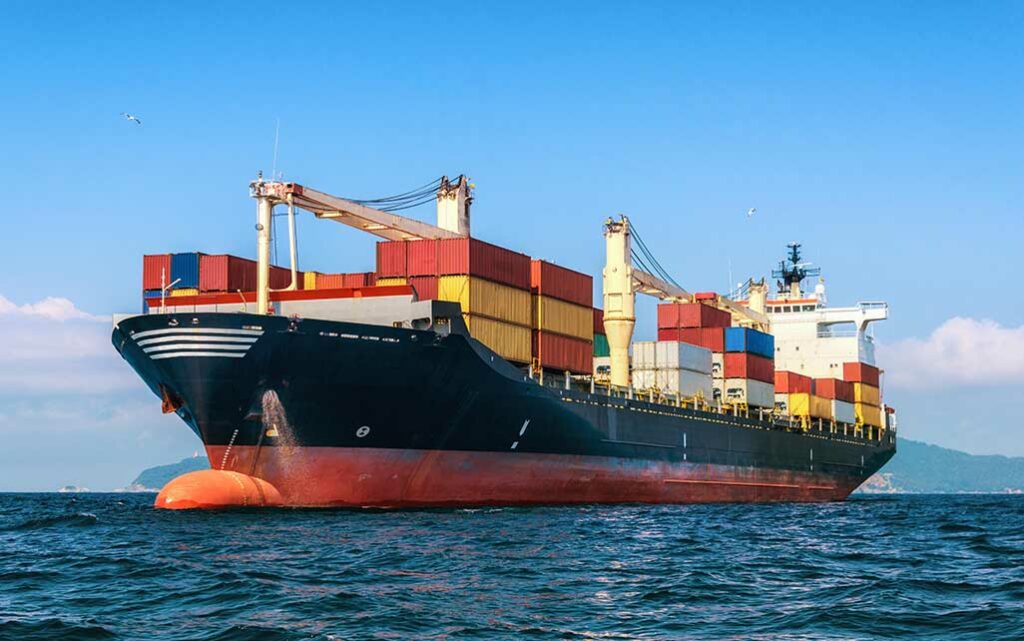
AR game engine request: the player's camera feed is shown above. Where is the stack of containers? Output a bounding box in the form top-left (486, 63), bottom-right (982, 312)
top-left (844, 362), bottom-right (883, 429)
top-left (814, 378), bottom-right (856, 426)
top-left (375, 238), bottom-right (533, 364)
top-left (631, 341), bottom-right (713, 397)
top-left (593, 309), bottom-right (609, 358)
top-left (530, 260), bottom-right (593, 374)
top-left (198, 254), bottom-right (303, 292)
top-left (722, 327), bottom-right (775, 408)
top-left (775, 371), bottom-right (830, 422)
top-left (315, 272), bottom-right (376, 289)
top-left (657, 302), bottom-right (731, 401)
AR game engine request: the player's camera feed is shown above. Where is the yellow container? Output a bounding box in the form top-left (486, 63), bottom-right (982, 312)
top-left (853, 383), bottom-right (880, 406)
top-left (170, 288), bottom-right (199, 297)
top-left (303, 272), bottom-right (318, 290)
top-left (809, 395), bottom-right (832, 419)
top-left (438, 275), bottom-right (531, 327)
top-left (531, 295), bottom-right (593, 341)
top-left (787, 392), bottom-right (810, 416)
top-left (375, 277), bottom-right (407, 286)
top-left (463, 314), bottom-right (532, 363)
top-left (855, 402), bottom-right (883, 427)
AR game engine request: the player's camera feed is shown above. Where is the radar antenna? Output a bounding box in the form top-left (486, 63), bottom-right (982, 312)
top-left (771, 242), bottom-right (821, 295)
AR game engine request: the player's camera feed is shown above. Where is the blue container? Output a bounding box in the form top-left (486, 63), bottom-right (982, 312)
top-left (142, 289), bottom-right (162, 313)
top-left (724, 327), bottom-right (775, 359)
top-left (171, 252), bottom-right (202, 288)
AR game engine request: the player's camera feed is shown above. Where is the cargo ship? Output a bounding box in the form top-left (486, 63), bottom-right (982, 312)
top-left (113, 176), bottom-right (896, 508)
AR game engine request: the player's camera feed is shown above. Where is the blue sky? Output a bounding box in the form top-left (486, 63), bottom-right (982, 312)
top-left (1, 1), bottom-right (1022, 490)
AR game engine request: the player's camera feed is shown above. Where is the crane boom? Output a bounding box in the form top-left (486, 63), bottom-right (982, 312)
top-left (249, 180), bottom-right (461, 241)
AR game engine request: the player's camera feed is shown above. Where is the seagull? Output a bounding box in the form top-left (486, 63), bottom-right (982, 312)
top-left (747, 207), bottom-right (757, 218)
top-left (120, 112), bottom-right (142, 125)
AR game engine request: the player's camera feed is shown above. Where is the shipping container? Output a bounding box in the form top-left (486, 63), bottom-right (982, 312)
top-left (593, 333), bottom-right (610, 358)
top-left (304, 271), bottom-right (318, 290)
top-left (693, 292), bottom-right (717, 301)
top-left (462, 314), bottom-right (531, 363)
top-left (722, 378), bottom-right (774, 408)
top-left (657, 303), bottom-right (731, 329)
top-left (632, 341), bottom-right (657, 370)
top-left (810, 395), bottom-right (832, 419)
top-left (853, 383), bottom-right (880, 406)
top-left (843, 362), bottom-right (880, 387)
top-left (530, 260), bottom-right (593, 308)
top-left (855, 402), bottom-right (883, 427)
top-left (171, 252), bottom-right (202, 288)
top-left (320, 272), bottom-right (377, 288)
top-left (633, 369), bottom-right (657, 389)
top-left (655, 341), bottom-right (712, 374)
top-left (776, 371), bottom-right (813, 395)
top-left (532, 331), bottom-right (592, 374)
top-left (724, 327), bottom-right (775, 358)
top-left (532, 295), bottom-right (593, 341)
top-left (723, 352), bottom-right (774, 383)
top-left (832, 400), bottom-right (856, 424)
top-left (656, 369), bottom-right (714, 398)
top-left (142, 254), bottom-right (172, 290)
top-left (406, 239), bottom-right (439, 276)
top-left (712, 353), bottom-right (724, 378)
top-left (814, 378), bottom-right (855, 403)
top-left (659, 327), bottom-right (725, 352)
top-left (315, 273), bottom-right (345, 289)
top-left (170, 288), bottom-right (199, 297)
top-left (439, 238), bottom-right (531, 290)
top-left (779, 392), bottom-right (808, 416)
top-left (268, 265), bottom-right (302, 290)
top-left (439, 275), bottom-right (531, 326)
top-left (408, 276), bottom-right (438, 301)
top-left (199, 255), bottom-right (257, 293)
top-left (593, 308), bottom-right (604, 336)
top-left (376, 241), bottom-right (407, 278)
top-left (375, 277), bottom-right (407, 287)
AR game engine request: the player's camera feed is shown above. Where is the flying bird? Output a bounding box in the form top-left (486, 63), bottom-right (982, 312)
top-left (120, 112), bottom-right (142, 125)
top-left (747, 207), bottom-right (757, 218)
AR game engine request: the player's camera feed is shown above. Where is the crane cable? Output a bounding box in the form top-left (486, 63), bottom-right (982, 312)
top-left (630, 222), bottom-right (687, 293)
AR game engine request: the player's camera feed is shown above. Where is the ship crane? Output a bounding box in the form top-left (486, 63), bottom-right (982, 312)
top-left (602, 216), bottom-right (769, 388)
top-left (249, 174), bottom-right (473, 315)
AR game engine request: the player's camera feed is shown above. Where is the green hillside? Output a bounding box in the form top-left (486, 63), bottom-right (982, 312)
top-left (860, 438), bottom-right (1024, 493)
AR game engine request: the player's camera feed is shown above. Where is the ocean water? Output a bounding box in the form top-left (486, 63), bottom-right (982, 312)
top-left (1, 494), bottom-right (1022, 640)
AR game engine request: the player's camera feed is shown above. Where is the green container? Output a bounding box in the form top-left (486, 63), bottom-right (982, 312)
top-left (593, 333), bottom-right (610, 357)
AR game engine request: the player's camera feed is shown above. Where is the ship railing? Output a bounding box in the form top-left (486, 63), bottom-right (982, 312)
top-left (859, 301), bottom-right (888, 310)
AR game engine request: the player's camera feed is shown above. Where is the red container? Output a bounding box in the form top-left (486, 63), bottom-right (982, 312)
top-left (843, 362), bottom-right (880, 387)
top-left (142, 254), bottom-right (172, 290)
top-left (406, 240), bottom-right (439, 277)
top-left (694, 292), bottom-right (717, 301)
top-left (593, 308), bottom-right (605, 336)
top-left (815, 378), bottom-right (855, 402)
top-left (343, 272), bottom-right (376, 288)
top-left (376, 241), bottom-right (407, 278)
top-left (269, 265), bottom-right (303, 290)
top-left (724, 353), bottom-right (774, 383)
top-left (657, 303), bottom-right (731, 329)
top-left (775, 371), bottom-right (812, 394)
top-left (199, 255), bottom-right (257, 293)
top-left (659, 327), bottom-right (725, 352)
top-left (438, 238), bottom-right (530, 290)
top-left (532, 331), bottom-right (592, 374)
top-left (408, 276), bottom-right (438, 301)
top-left (530, 260), bottom-right (593, 308)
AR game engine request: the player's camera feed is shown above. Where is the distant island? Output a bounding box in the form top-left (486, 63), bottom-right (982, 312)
top-left (126, 454), bottom-right (210, 492)
top-left (128, 439), bottom-right (1024, 494)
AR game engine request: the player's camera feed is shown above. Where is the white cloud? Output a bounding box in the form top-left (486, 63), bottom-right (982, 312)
top-left (878, 317), bottom-right (1024, 389)
top-left (0, 293), bottom-right (105, 322)
top-left (0, 293), bottom-right (135, 393)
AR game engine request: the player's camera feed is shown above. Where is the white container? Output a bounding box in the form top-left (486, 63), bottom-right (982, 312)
top-left (632, 341), bottom-right (657, 370)
top-left (723, 378), bottom-right (774, 408)
top-left (774, 393), bottom-right (790, 414)
top-left (632, 369), bottom-right (657, 389)
top-left (656, 341), bottom-right (712, 374)
top-left (712, 353), bottom-right (724, 379)
top-left (832, 400), bottom-right (855, 424)
top-left (657, 368), bottom-right (714, 398)
top-left (712, 379), bottom-right (724, 403)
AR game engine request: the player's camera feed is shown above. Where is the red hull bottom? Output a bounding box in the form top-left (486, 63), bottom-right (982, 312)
top-left (203, 445), bottom-right (861, 508)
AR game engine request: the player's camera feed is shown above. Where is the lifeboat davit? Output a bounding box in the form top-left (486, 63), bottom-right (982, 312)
top-left (154, 470), bottom-right (283, 509)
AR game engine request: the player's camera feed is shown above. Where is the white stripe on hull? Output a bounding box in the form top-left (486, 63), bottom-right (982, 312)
top-left (150, 351), bottom-right (249, 360)
top-left (137, 335), bottom-right (259, 347)
top-left (131, 327), bottom-right (264, 340)
top-left (143, 343), bottom-right (253, 354)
